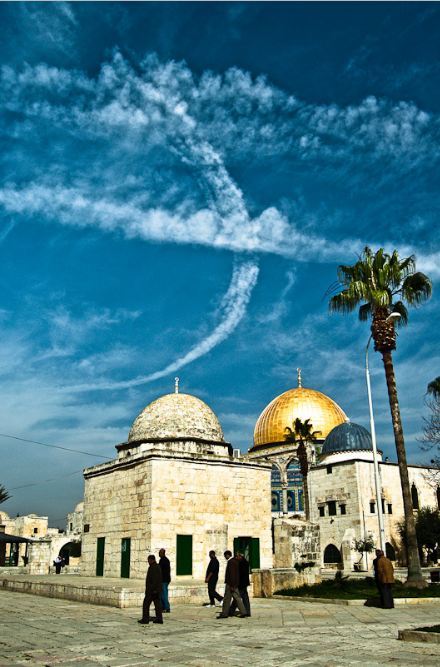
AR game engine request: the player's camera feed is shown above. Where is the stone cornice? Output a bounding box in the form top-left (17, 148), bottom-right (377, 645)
top-left (83, 448), bottom-right (272, 479)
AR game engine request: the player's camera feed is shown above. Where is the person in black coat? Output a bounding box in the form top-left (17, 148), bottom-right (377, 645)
top-left (158, 548), bottom-right (171, 613)
top-left (229, 552), bottom-right (251, 617)
top-left (139, 555), bottom-right (163, 624)
top-left (204, 550), bottom-right (224, 607)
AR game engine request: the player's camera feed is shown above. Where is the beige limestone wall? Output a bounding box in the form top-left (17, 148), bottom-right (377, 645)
top-left (253, 568), bottom-right (321, 598)
top-left (310, 461), bottom-right (362, 568)
top-left (273, 518), bottom-right (320, 568)
top-left (310, 458), bottom-right (439, 569)
top-left (14, 515), bottom-right (49, 539)
top-left (81, 459), bottom-right (153, 578)
top-left (82, 448), bottom-right (272, 581)
top-left (150, 457), bottom-right (273, 580)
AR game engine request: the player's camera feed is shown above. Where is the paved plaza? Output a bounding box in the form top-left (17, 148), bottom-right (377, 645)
top-left (1, 591), bottom-right (440, 666)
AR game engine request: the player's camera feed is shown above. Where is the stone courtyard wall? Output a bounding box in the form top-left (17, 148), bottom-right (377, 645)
top-left (273, 517), bottom-right (320, 568)
top-left (253, 567), bottom-right (321, 597)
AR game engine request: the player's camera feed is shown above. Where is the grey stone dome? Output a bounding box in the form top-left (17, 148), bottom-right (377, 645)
top-left (128, 392), bottom-right (224, 443)
top-left (322, 422), bottom-right (372, 455)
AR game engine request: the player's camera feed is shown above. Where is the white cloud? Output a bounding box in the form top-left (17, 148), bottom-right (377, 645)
top-left (0, 52), bottom-right (438, 272)
top-left (257, 270), bottom-right (296, 324)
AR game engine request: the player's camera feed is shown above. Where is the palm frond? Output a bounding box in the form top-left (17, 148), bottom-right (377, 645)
top-left (391, 301), bottom-right (409, 326)
top-left (329, 292), bottom-right (359, 313)
top-left (427, 377), bottom-right (440, 398)
top-left (370, 289), bottom-right (392, 308)
top-left (358, 303), bottom-right (372, 322)
top-left (401, 272), bottom-right (432, 305)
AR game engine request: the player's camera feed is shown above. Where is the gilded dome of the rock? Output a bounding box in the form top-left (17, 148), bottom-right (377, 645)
top-left (128, 392), bottom-right (224, 443)
top-left (252, 387), bottom-right (347, 450)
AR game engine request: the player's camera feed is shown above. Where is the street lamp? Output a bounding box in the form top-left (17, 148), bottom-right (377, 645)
top-left (365, 312), bottom-right (401, 553)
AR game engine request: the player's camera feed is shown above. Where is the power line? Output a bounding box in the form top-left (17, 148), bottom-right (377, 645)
top-left (9, 469), bottom-right (83, 491)
top-left (0, 433), bottom-right (109, 460)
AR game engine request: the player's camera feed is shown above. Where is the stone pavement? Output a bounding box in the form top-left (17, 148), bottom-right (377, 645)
top-left (1, 590), bottom-right (440, 666)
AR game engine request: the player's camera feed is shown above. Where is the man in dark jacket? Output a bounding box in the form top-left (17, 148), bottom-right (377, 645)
top-left (229, 552), bottom-right (251, 617)
top-left (217, 550), bottom-right (247, 618)
top-left (139, 555), bottom-right (163, 624)
top-left (158, 548), bottom-right (171, 613)
top-left (204, 550), bottom-right (224, 607)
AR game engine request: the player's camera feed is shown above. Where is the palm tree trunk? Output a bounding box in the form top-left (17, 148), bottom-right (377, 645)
top-left (381, 351), bottom-right (425, 587)
top-left (303, 476), bottom-right (310, 521)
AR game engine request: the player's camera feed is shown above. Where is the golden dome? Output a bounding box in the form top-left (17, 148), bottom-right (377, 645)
top-left (252, 386), bottom-right (347, 451)
top-left (128, 392), bottom-right (224, 443)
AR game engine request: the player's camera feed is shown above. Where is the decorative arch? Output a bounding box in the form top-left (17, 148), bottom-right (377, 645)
top-left (59, 541), bottom-right (82, 565)
top-left (323, 543), bottom-right (342, 564)
top-left (270, 463), bottom-right (282, 484)
top-left (385, 542), bottom-right (396, 561)
top-left (411, 483), bottom-right (419, 510)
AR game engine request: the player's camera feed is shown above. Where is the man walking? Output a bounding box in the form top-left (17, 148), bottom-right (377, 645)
top-left (138, 555), bottom-right (163, 624)
top-left (229, 551), bottom-right (251, 617)
top-left (217, 550), bottom-right (247, 619)
top-left (204, 550), bottom-right (223, 607)
top-left (373, 549), bottom-right (395, 609)
top-left (158, 548), bottom-right (171, 613)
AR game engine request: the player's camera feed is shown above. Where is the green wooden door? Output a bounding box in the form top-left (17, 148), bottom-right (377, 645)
top-left (233, 536), bottom-right (251, 561)
top-left (249, 537), bottom-right (260, 570)
top-left (176, 534), bottom-right (192, 575)
top-left (96, 537), bottom-right (105, 577)
top-left (233, 536), bottom-right (260, 571)
top-left (120, 538), bottom-right (131, 578)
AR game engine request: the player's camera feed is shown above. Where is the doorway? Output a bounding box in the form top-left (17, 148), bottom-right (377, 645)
top-left (96, 537), bottom-right (105, 576)
top-left (176, 534), bottom-right (192, 575)
top-left (233, 536), bottom-right (260, 570)
top-left (121, 538), bottom-right (131, 578)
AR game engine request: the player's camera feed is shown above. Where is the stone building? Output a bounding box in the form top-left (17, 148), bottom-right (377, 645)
top-left (310, 421), bottom-right (440, 570)
top-left (66, 502), bottom-right (84, 537)
top-left (0, 512), bottom-right (49, 566)
top-left (248, 372), bottom-right (439, 571)
top-left (249, 370), bottom-right (347, 518)
top-left (81, 382), bottom-right (273, 580)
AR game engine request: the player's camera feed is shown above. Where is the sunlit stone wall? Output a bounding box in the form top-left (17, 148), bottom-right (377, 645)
top-left (81, 443), bottom-right (273, 580)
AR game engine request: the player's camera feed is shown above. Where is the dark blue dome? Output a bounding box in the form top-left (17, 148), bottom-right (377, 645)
top-left (322, 422), bottom-right (372, 455)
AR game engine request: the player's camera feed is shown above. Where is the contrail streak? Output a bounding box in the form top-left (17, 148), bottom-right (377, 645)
top-left (65, 261), bottom-right (259, 392)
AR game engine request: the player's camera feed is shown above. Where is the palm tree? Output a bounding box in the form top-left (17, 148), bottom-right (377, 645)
top-left (427, 377), bottom-right (440, 399)
top-left (329, 246), bottom-right (432, 586)
top-left (285, 417), bottom-right (321, 520)
top-left (0, 484), bottom-right (10, 504)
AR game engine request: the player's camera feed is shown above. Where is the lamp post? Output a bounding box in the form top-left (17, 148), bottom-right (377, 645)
top-left (365, 312), bottom-right (401, 554)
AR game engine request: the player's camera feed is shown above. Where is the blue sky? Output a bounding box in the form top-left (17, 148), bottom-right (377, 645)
top-left (0, 2), bottom-right (439, 525)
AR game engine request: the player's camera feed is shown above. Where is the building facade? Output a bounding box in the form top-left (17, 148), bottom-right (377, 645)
top-left (248, 374), bottom-right (439, 570)
top-left (311, 422), bottom-right (440, 569)
top-left (81, 386), bottom-right (273, 580)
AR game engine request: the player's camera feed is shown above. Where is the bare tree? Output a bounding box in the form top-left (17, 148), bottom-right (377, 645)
top-left (421, 378), bottom-right (440, 488)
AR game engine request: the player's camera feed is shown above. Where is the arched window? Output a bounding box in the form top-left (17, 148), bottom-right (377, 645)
top-left (287, 491), bottom-right (296, 511)
top-left (323, 544), bottom-right (342, 564)
top-left (385, 542), bottom-right (396, 561)
top-left (271, 491), bottom-right (281, 512)
top-left (411, 484), bottom-right (419, 510)
top-left (271, 465), bottom-right (281, 484)
top-left (298, 489), bottom-right (304, 512)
